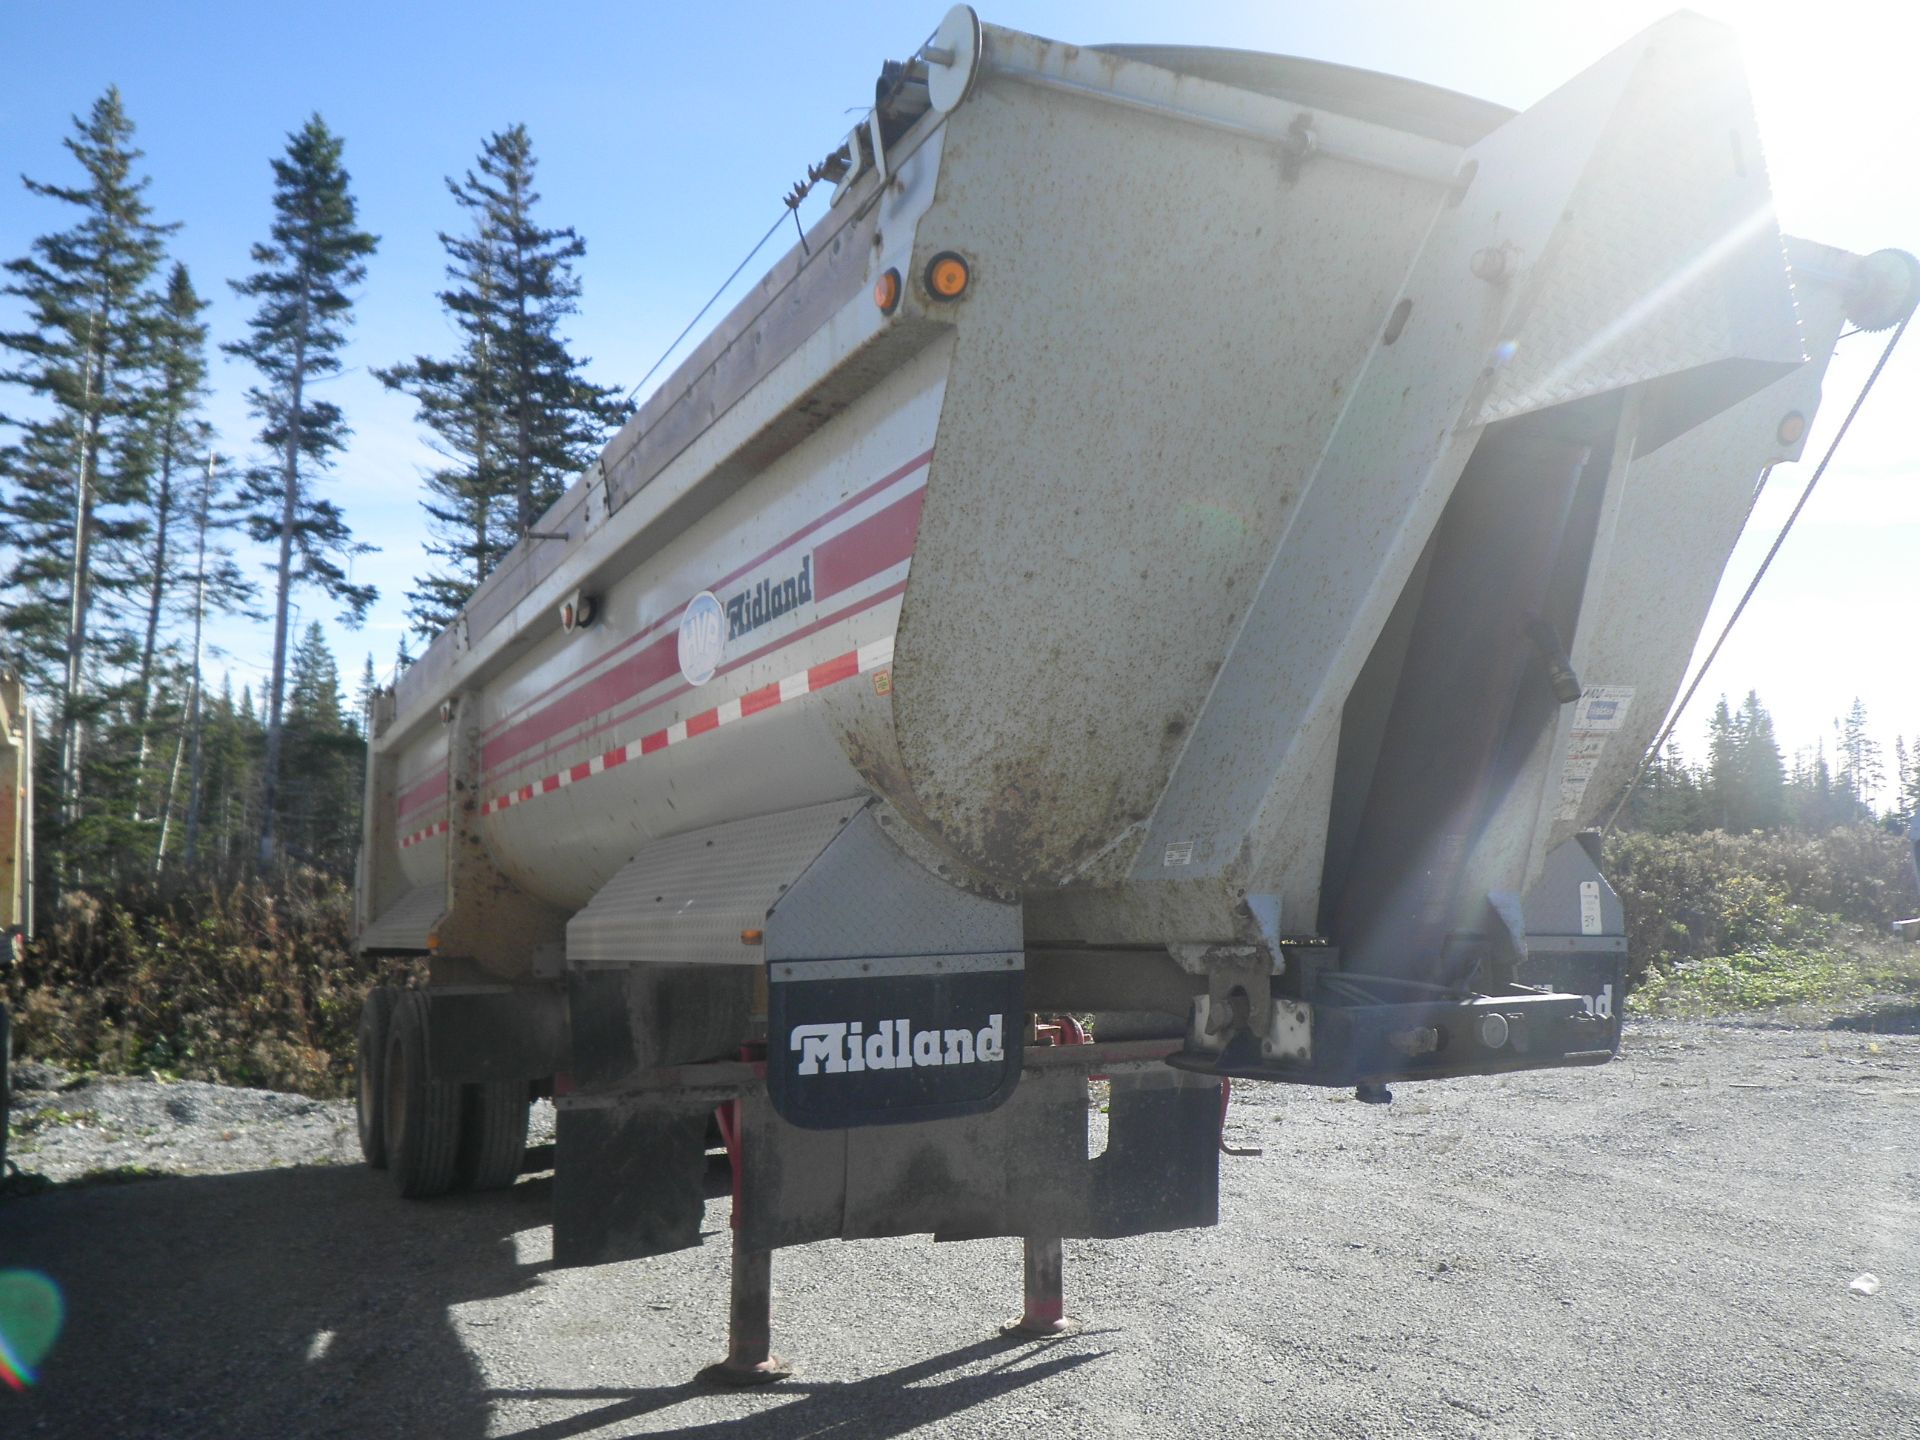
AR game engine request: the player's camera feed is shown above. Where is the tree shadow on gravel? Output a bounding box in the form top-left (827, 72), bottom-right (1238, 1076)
top-left (0, 1161), bottom-right (547, 1439)
top-left (485, 1334), bottom-right (1107, 1440)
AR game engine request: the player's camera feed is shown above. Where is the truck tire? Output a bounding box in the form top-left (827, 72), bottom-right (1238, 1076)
top-left (384, 990), bottom-right (462, 1199)
top-left (457, 1080), bottom-right (530, 1192)
top-left (354, 986), bottom-right (398, 1169)
top-left (1, 1002), bottom-right (11, 1178)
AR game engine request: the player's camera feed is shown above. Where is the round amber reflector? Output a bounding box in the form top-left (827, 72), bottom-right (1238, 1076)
top-left (1776, 410), bottom-right (1807, 446)
top-left (926, 252), bottom-right (970, 300)
top-left (873, 268), bottom-right (901, 314)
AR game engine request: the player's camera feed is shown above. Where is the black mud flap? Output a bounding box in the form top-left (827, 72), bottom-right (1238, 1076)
top-left (762, 802), bottom-right (1027, 1131)
top-left (767, 955), bottom-right (1025, 1129)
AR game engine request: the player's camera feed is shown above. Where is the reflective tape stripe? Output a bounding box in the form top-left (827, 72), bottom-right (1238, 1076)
top-left (478, 636), bottom-right (895, 819)
top-left (399, 819), bottom-right (449, 850)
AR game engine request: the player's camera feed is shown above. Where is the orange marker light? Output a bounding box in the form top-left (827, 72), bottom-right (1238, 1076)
top-left (1776, 410), bottom-right (1807, 446)
top-left (741, 928), bottom-right (764, 946)
top-left (873, 268), bottom-right (901, 314)
top-left (925, 252), bottom-right (970, 300)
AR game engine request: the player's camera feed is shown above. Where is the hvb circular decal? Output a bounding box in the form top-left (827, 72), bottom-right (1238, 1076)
top-left (677, 591), bottom-right (726, 687)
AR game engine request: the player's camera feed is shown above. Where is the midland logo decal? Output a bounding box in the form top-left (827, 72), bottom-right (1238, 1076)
top-left (726, 555), bottom-right (812, 642)
top-left (789, 1013), bottom-right (1005, 1076)
top-left (677, 591), bottom-right (726, 686)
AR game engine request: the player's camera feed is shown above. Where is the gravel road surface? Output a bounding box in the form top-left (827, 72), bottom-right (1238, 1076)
top-left (4, 1019), bottom-right (1917, 1439)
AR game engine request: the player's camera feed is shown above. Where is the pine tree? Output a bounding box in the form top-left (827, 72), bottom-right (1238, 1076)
top-left (355, 653), bottom-right (379, 731)
top-left (125, 263), bottom-right (214, 817)
top-left (1704, 696), bottom-right (1738, 830)
top-left (227, 115), bottom-right (378, 865)
top-left (1732, 690), bottom-right (1785, 831)
top-left (376, 216), bottom-right (506, 635)
top-left (1835, 697), bottom-right (1883, 813)
top-left (474, 128), bottom-right (622, 526)
top-left (0, 88), bottom-right (173, 869)
top-left (279, 623), bottom-right (361, 868)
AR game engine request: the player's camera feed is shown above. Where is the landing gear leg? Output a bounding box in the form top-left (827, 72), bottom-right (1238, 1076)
top-left (700, 1242), bottom-right (792, 1385)
top-left (1002, 1236), bottom-right (1079, 1338)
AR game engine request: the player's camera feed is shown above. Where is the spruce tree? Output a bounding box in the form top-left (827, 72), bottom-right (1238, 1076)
top-left (380, 126), bottom-right (631, 637)
top-left (0, 88), bottom-right (173, 864)
top-left (376, 218), bottom-right (506, 635)
top-left (1835, 698), bottom-right (1883, 813)
top-left (227, 115), bottom-right (378, 865)
top-left (281, 622), bottom-right (360, 867)
top-left (125, 264), bottom-right (219, 816)
top-left (1704, 696), bottom-right (1738, 830)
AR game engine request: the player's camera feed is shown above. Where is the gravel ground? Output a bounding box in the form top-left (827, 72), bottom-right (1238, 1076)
top-left (3, 1018), bottom-right (1917, 1439)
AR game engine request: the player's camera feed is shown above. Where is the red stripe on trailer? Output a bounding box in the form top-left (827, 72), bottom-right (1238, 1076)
top-left (812, 488), bottom-right (924, 604)
top-left (395, 770), bottom-right (448, 821)
top-left (478, 450), bottom-right (932, 744)
top-left (477, 636), bottom-right (893, 819)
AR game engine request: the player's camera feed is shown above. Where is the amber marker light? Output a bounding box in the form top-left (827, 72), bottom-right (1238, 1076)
top-left (925, 251), bottom-right (970, 300)
top-left (741, 928), bottom-right (764, 946)
top-left (1777, 410), bottom-right (1807, 446)
top-left (873, 268), bottom-right (901, 314)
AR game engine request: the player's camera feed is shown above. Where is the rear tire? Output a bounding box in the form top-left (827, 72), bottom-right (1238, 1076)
top-left (1, 1002), bottom-right (12, 1178)
top-left (384, 990), bottom-right (462, 1199)
top-left (355, 986), bottom-right (398, 1168)
top-left (457, 1079), bottom-right (530, 1192)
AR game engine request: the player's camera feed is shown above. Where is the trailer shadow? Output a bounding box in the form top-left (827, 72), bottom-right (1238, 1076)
top-left (485, 1336), bottom-right (1106, 1440)
top-left (0, 1154), bottom-right (1089, 1439)
top-left (0, 1160), bottom-right (548, 1438)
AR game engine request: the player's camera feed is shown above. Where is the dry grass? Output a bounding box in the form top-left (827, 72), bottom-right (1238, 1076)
top-left (6, 867), bottom-right (406, 1097)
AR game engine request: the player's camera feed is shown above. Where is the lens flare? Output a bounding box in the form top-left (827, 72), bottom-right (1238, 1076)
top-left (0, 1271), bottom-right (65, 1390)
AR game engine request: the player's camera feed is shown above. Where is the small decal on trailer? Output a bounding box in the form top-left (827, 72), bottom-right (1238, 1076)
top-left (872, 669), bottom-right (893, 696)
top-left (1163, 840), bottom-right (1196, 867)
top-left (677, 591), bottom-right (726, 686)
top-left (1572, 685), bottom-right (1635, 733)
top-left (1555, 684), bottom-right (1636, 821)
top-left (1580, 879), bottom-right (1602, 935)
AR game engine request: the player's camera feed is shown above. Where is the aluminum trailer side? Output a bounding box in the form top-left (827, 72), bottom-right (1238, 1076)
top-left (350, 7), bottom-right (1918, 1375)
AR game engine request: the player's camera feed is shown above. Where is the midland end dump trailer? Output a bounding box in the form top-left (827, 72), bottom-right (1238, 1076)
top-left (352, 7), bottom-right (1918, 1377)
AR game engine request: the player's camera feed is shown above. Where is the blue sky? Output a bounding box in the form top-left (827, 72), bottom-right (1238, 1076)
top-left (2, 0), bottom-right (1915, 795)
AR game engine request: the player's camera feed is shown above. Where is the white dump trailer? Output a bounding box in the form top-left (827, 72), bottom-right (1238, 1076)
top-left (353, 7), bottom-right (1917, 1377)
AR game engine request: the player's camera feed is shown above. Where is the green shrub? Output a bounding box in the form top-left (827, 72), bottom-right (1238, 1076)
top-left (4, 867), bottom-right (405, 1097)
top-left (1607, 823), bottom-right (1920, 1015)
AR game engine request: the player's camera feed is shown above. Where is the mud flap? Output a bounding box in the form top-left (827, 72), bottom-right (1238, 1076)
top-left (765, 805), bottom-right (1024, 1130)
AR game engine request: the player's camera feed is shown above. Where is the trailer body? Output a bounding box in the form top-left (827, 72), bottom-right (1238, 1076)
top-left (350, 6), bottom-right (1914, 1349)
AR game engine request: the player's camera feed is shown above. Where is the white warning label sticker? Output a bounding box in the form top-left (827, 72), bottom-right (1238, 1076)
top-left (1579, 879), bottom-right (1603, 935)
top-left (1555, 685), bottom-right (1636, 822)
